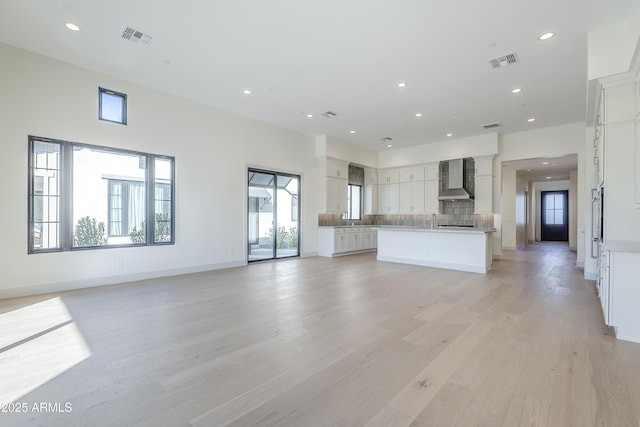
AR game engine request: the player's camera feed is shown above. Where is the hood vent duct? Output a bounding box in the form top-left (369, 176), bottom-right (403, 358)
top-left (438, 158), bottom-right (474, 200)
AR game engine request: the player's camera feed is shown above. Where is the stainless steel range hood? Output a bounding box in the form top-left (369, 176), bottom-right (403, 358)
top-left (438, 158), bottom-right (473, 200)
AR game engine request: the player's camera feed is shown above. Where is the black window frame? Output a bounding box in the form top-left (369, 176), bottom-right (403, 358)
top-left (98, 87), bottom-right (127, 125)
top-left (28, 135), bottom-right (175, 253)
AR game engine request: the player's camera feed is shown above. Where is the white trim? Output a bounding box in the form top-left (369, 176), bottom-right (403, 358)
top-left (377, 256), bottom-right (489, 274)
top-left (0, 260), bottom-right (245, 299)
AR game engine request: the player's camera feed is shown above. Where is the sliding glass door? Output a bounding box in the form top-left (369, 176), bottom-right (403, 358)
top-left (248, 169), bottom-right (300, 262)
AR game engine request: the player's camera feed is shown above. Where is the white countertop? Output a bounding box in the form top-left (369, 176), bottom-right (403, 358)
top-left (378, 226), bottom-right (496, 234)
top-left (603, 240), bottom-right (640, 253)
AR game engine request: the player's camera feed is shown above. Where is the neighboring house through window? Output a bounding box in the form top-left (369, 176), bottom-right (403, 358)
top-left (28, 135), bottom-right (175, 252)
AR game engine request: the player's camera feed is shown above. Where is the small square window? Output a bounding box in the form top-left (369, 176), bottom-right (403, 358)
top-left (99, 87), bottom-right (127, 125)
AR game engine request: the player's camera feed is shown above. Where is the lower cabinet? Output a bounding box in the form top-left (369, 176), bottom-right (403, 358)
top-left (598, 242), bottom-right (640, 343)
top-left (318, 227), bottom-right (378, 257)
top-left (597, 245), bottom-right (611, 325)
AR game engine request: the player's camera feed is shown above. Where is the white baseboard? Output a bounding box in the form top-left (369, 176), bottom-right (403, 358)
top-left (493, 254), bottom-right (502, 260)
top-left (576, 260), bottom-right (584, 268)
top-left (502, 246), bottom-right (516, 251)
top-left (377, 255), bottom-right (489, 274)
top-left (301, 251), bottom-right (318, 258)
top-left (584, 271), bottom-right (597, 280)
top-left (0, 260), bottom-right (246, 300)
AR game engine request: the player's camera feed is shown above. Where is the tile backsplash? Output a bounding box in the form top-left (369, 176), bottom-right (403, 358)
top-left (318, 212), bottom-right (494, 228)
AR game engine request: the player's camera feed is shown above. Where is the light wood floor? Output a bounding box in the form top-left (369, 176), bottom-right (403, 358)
top-left (1, 243), bottom-right (639, 426)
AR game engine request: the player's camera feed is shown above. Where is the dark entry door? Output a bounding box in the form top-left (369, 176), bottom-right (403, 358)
top-left (541, 190), bottom-right (568, 241)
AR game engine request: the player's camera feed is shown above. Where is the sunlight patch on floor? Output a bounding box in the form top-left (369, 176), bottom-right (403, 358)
top-left (0, 297), bottom-right (91, 403)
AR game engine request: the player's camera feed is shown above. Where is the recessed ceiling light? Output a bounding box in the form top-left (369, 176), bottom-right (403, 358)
top-left (546, 176), bottom-right (552, 179)
top-left (446, 133), bottom-right (453, 137)
top-left (243, 89), bottom-right (252, 95)
top-left (306, 114), bottom-right (313, 118)
top-left (349, 130), bottom-right (356, 134)
top-left (539, 32), bottom-right (555, 41)
top-left (65, 22), bottom-right (80, 32)
top-left (415, 113), bottom-right (423, 117)
top-left (397, 82), bottom-right (407, 88)
top-left (528, 118), bottom-right (536, 122)
top-left (387, 144), bottom-right (393, 148)
top-left (552, 163), bottom-right (556, 166)
top-left (511, 88), bottom-right (522, 94)
top-left (542, 162), bottom-right (549, 165)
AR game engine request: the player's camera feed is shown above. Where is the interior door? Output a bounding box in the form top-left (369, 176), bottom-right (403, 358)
top-left (541, 190), bottom-right (568, 241)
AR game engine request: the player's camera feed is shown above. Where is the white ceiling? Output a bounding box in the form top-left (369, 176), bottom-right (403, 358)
top-left (502, 154), bottom-right (578, 182)
top-left (0, 0), bottom-right (632, 151)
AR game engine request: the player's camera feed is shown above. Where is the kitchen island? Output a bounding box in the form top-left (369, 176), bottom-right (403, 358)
top-left (377, 226), bottom-right (495, 273)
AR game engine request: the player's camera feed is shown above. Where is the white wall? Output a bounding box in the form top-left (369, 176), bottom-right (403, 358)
top-left (0, 43), bottom-right (319, 298)
top-left (378, 133), bottom-right (498, 169)
top-left (495, 123), bottom-right (586, 262)
top-left (500, 167), bottom-right (527, 250)
top-left (316, 135), bottom-right (378, 168)
top-left (501, 167), bottom-right (517, 250)
top-left (587, 0), bottom-right (640, 81)
top-left (515, 171), bottom-right (527, 248)
top-left (569, 169), bottom-right (578, 250)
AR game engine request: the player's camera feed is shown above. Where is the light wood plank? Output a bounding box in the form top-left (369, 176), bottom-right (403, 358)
top-left (0, 243), bottom-right (638, 426)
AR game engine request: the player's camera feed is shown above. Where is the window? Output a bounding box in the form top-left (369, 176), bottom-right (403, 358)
top-left (28, 136), bottom-right (174, 253)
top-left (29, 141), bottom-right (61, 250)
top-left (107, 180), bottom-right (145, 237)
top-left (347, 184), bottom-right (362, 220)
top-left (544, 193), bottom-right (565, 225)
top-left (99, 87), bottom-right (127, 124)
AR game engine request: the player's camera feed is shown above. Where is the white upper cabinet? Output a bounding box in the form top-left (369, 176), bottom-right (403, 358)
top-left (378, 183), bottom-right (399, 213)
top-left (605, 83), bottom-right (636, 123)
top-left (326, 177), bottom-right (348, 213)
top-left (399, 167), bottom-right (425, 182)
top-left (424, 162), bottom-right (439, 214)
top-left (378, 169), bottom-right (399, 184)
top-left (399, 181), bottom-right (425, 213)
top-left (473, 156), bottom-right (494, 214)
top-left (327, 159), bottom-right (348, 179)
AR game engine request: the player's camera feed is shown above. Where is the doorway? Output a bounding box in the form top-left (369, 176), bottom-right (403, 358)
top-left (541, 190), bottom-right (568, 241)
top-left (248, 169), bottom-right (300, 262)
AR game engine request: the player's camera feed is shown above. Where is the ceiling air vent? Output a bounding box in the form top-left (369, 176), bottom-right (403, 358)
top-left (122, 27), bottom-right (152, 45)
top-left (482, 122), bottom-right (502, 129)
top-left (320, 111), bottom-right (338, 118)
top-left (381, 137), bottom-right (393, 142)
top-left (489, 52), bottom-right (519, 69)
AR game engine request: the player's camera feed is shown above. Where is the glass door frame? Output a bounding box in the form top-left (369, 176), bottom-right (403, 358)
top-left (247, 167), bottom-right (300, 262)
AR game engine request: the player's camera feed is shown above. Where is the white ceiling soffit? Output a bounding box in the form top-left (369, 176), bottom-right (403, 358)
top-left (0, 0), bottom-right (633, 151)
